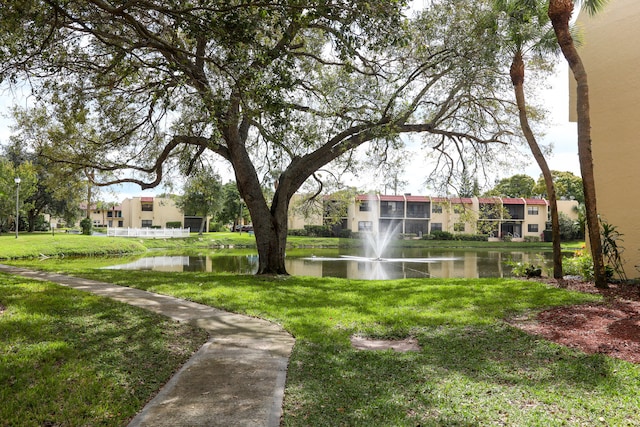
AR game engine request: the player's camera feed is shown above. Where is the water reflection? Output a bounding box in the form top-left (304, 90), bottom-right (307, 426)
top-left (103, 248), bottom-right (555, 280)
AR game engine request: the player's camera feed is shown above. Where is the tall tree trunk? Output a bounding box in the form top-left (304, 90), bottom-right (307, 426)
top-left (28, 209), bottom-right (36, 233)
top-left (245, 187), bottom-right (288, 275)
top-left (510, 51), bottom-right (563, 279)
top-left (225, 112), bottom-right (289, 275)
top-left (548, 0), bottom-right (607, 288)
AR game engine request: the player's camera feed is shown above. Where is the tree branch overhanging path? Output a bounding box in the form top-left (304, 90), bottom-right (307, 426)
top-left (0, 1), bottom-right (522, 274)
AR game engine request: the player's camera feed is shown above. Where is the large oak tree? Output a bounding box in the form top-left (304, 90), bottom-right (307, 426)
top-left (1, 0), bottom-right (518, 274)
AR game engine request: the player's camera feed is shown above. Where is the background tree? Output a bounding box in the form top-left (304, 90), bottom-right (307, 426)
top-left (548, 0), bottom-right (609, 288)
top-left (492, 0), bottom-right (564, 278)
top-left (177, 169), bottom-right (223, 235)
top-left (218, 182), bottom-right (249, 231)
top-left (0, 0), bottom-right (520, 274)
top-left (485, 174), bottom-right (536, 198)
top-left (476, 200), bottom-right (512, 236)
top-left (454, 169), bottom-right (481, 198)
top-left (533, 170), bottom-right (584, 203)
top-left (7, 107), bottom-right (86, 231)
top-left (558, 211), bottom-right (582, 240)
top-left (0, 158), bottom-right (37, 234)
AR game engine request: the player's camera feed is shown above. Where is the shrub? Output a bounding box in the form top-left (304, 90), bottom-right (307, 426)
top-left (524, 236), bottom-right (540, 242)
top-left (80, 218), bottom-right (93, 235)
top-left (304, 225), bottom-right (333, 237)
top-left (509, 261), bottom-right (543, 278)
top-left (208, 222), bottom-right (227, 232)
top-left (166, 221), bottom-right (182, 229)
top-left (398, 233), bottom-right (417, 239)
top-left (339, 229), bottom-right (353, 238)
top-left (562, 250), bottom-right (594, 279)
top-left (454, 233), bottom-right (489, 241)
top-left (430, 230), bottom-right (454, 240)
top-left (288, 229), bottom-right (307, 236)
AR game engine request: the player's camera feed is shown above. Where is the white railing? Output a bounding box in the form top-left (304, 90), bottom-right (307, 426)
top-left (106, 227), bottom-right (190, 238)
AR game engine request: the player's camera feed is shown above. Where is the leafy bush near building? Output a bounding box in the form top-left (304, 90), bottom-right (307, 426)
top-left (288, 229), bottom-right (307, 236)
top-left (562, 249), bottom-right (594, 279)
top-left (304, 225), bottom-right (334, 237)
top-left (208, 222), bottom-right (227, 232)
top-left (339, 229), bottom-right (352, 238)
top-left (427, 230), bottom-right (454, 240)
top-left (524, 236), bottom-right (540, 242)
top-left (80, 217), bottom-right (92, 235)
top-left (562, 248), bottom-right (615, 280)
top-left (166, 221), bottom-right (182, 229)
top-left (425, 231), bottom-right (488, 241)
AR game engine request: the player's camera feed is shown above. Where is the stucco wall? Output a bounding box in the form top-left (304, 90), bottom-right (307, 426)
top-left (572, 0), bottom-right (640, 277)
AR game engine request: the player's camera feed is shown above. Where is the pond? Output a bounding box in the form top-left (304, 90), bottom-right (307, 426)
top-left (103, 247), bottom-right (558, 280)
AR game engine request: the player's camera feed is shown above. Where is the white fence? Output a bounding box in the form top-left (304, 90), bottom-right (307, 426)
top-left (107, 227), bottom-right (190, 238)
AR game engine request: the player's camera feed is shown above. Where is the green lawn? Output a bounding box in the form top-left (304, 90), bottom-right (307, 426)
top-left (0, 273), bottom-right (208, 426)
top-left (5, 254), bottom-right (639, 426)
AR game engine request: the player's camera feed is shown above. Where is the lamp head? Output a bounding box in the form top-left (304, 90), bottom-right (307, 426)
top-left (14, 177), bottom-right (21, 184)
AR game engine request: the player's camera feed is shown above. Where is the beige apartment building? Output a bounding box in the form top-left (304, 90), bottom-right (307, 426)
top-left (290, 193), bottom-right (578, 241)
top-left (571, 0), bottom-right (640, 277)
top-left (83, 196), bottom-right (200, 230)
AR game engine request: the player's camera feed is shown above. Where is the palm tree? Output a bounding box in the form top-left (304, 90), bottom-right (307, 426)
top-left (547, 0), bottom-right (609, 288)
top-left (494, 0), bottom-right (564, 278)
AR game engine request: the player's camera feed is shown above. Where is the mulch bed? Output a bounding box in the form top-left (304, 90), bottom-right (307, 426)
top-left (510, 278), bottom-right (640, 364)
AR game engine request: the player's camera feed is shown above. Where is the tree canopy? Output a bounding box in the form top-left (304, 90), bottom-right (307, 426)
top-left (0, 158), bottom-right (37, 233)
top-left (176, 168), bottom-right (223, 234)
top-left (533, 170), bottom-right (583, 203)
top-left (485, 174), bottom-right (536, 198)
top-left (0, 0), bottom-right (524, 273)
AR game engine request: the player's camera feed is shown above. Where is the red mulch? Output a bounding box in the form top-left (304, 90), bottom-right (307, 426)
top-left (510, 278), bottom-right (640, 364)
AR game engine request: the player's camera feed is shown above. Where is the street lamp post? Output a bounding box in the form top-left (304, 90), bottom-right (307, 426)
top-left (238, 198), bottom-right (244, 235)
top-left (14, 177), bottom-right (21, 239)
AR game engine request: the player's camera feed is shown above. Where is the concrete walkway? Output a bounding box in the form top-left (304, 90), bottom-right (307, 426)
top-left (0, 264), bottom-right (295, 427)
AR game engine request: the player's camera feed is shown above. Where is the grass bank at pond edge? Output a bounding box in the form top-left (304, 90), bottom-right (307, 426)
top-left (0, 234), bottom-right (146, 259)
top-left (0, 232), bottom-right (584, 260)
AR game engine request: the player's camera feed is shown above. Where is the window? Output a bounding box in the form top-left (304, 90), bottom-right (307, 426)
top-left (453, 204), bottom-right (465, 214)
top-left (107, 211), bottom-right (113, 218)
top-left (431, 223), bottom-right (442, 232)
top-left (528, 224), bottom-right (539, 233)
top-left (118, 220), bottom-right (124, 227)
top-left (454, 223), bottom-right (465, 232)
top-left (407, 202), bottom-right (428, 218)
top-left (432, 204), bottom-right (443, 214)
top-left (379, 201), bottom-right (404, 217)
top-left (358, 221), bottom-right (373, 231)
top-left (108, 220), bottom-right (113, 227)
top-left (141, 220), bottom-right (153, 228)
top-left (141, 202), bottom-right (153, 212)
top-left (527, 206), bottom-right (539, 215)
top-left (359, 201), bottom-right (371, 212)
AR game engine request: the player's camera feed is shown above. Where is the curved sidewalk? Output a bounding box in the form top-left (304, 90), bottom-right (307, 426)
top-left (0, 264), bottom-right (295, 427)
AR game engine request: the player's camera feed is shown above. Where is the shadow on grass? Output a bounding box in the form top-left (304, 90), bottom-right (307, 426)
top-left (0, 274), bottom-right (207, 426)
